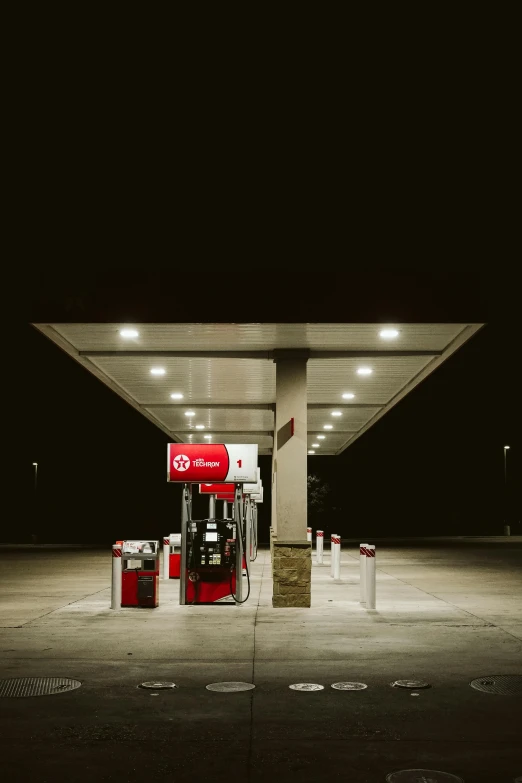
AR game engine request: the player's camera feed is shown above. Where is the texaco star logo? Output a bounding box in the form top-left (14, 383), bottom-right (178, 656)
top-left (172, 454), bottom-right (190, 471)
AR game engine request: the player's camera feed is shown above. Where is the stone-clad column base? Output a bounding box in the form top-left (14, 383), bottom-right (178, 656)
top-left (272, 541), bottom-right (311, 607)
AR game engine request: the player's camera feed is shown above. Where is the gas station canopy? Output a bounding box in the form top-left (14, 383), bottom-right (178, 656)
top-left (33, 322), bottom-right (483, 455)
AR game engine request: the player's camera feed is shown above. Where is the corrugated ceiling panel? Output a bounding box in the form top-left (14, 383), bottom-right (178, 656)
top-left (52, 323), bottom-right (465, 352)
top-left (88, 357), bottom-right (276, 404)
top-left (307, 407), bottom-right (378, 431)
top-left (307, 432), bottom-right (351, 450)
top-left (307, 356), bottom-right (433, 404)
top-left (150, 407), bottom-right (274, 431)
top-left (178, 433), bottom-right (273, 449)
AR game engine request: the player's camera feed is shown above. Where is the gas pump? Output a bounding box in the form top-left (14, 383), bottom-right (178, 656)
top-left (121, 540), bottom-right (159, 607)
top-left (185, 518), bottom-right (237, 603)
top-left (168, 533), bottom-right (182, 578)
top-left (180, 482), bottom-right (250, 605)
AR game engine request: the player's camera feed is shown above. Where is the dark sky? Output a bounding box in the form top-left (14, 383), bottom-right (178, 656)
top-left (16, 267), bottom-right (520, 544)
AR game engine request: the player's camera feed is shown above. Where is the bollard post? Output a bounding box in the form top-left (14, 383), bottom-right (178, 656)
top-left (111, 544), bottom-right (122, 609)
top-left (316, 530), bottom-right (324, 565)
top-left (163, 537), bottom-right (170, 580)
top-left (333, 535), bottom-right (341, 580)
top-left (307, 527), bottom-right (312, 542)
top-left (330, 534), bottom-right (336, 577)
top-left (359, 543), bottom-right (368, 603)
top-left (366, 544), bottom-right (376, 610)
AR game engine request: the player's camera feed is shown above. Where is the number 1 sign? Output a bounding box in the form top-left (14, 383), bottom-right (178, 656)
top-left (167, 443), bottom-right (258, 483)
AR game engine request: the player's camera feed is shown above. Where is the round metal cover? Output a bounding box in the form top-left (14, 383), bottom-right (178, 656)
top-left (470, 675), bottom-right (522, 695)
top-left (140, 681), bottom-right (177, 690)
top-left (206, 682), bottom-right (255, 692)
top-left (386, 771), bottom-right (463, 782)
top-left (391, 679), bottom-right (431, 690)
top-left (331, 682), bottom-right (367, 691)
top-left (0, 677), bottom-right (81, 698)
top-left (289, 683), bottom-right (324, 691)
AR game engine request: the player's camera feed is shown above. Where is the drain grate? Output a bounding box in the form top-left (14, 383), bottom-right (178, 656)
top-left (0, 677), bottom-right (81, 698)
top-left (139, 682), bottom-right (178, 690)
top-left (386, 770), bottom-right (463, 782)
top-left (289, 683), bottom-right (324, 691)
top-left (331, 682), bottom-right (367, 691)
top-left (470, 675), bottom-right (522, 695)
top-left (391, 680), bottom-right (431, 690)
top-left (206, 682), bottom-right (255, 692)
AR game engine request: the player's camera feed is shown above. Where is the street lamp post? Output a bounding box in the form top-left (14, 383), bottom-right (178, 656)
top-left (32, 463), bottom-right (38, 544)
top-left (503, 446), bottom-right (510, 536)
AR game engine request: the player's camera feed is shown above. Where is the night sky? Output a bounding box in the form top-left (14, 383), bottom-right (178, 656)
top-left (17, 267), bottom-right (520, 545)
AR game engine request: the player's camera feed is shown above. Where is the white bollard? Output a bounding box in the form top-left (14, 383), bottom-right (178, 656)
top-left (316, 530), bottom-right (324, 565)
top-left (163, 536), bottom-right (170, 580)
top-left (333, 535), bottom-right (341, 580)
top-left (330, 534), bottom-right (336, 577)
top-left (307, 527), bottom-right (312, 542)
top-left (111, 544), bottom-right (122, 609)
top-left (366, 544), bottom-right (376, 610)
top-left (359, 543), bottom-right (368, 603)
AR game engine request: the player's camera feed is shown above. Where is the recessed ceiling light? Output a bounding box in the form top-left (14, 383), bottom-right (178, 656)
top-left (120, 328), bottom-right (139, 338)
top-left (342, 392), bottom-right (355, 400)
top-left (357, 367), bottom-right (373, 376)
top-left (317, 435), bottom-right (326, 440)
top-left (204, 435), bottom-right (212, 439)
top-left (308, 450), bottom-right (315, 454)
top-left (184, 411), bottom-right (195, 417)
top-left (323, 424), bottom-right (333, 430)
top-left (331, 411), bottom-right (342, 417)
top-left (379, 328), bottom-right (399, 339)
top-left (312, 443), bottom-right (319, 448)
top-left (195, 424), bottom-right (205, 430)
top-left (150, 367), bottom-right (166, 376)
top-left (170, 393), bottom-right (184, 400)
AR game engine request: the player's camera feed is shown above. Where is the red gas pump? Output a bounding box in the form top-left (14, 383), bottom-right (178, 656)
top-left (169, 533), bottom-right (182, 578)
top-left (184, 520), bottom-right (237, 604)
top-left (121, 540), bottom-right (159, 608)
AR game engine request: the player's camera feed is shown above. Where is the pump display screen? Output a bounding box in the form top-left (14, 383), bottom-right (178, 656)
top-left (206, 532), bottom-right (218, 542)
top-left (207, 523), bottom-right (217, 529)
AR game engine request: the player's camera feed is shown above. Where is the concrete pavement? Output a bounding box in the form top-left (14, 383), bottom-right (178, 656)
top-left (0, 539), bottom-right (521, 781)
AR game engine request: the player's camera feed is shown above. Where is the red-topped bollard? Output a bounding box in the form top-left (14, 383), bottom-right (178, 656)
top-left (316, 530), bottom-right (324, 565)
top-left (359, 543), bottom-right (368, 603)
top-left (111, 544), bottom-right (122, 609)
top-left (366, 544), bottom-right (376, 610)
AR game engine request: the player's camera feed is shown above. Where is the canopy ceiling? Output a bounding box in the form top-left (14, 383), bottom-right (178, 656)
top-left (33, 323), bottom-right (483, 456)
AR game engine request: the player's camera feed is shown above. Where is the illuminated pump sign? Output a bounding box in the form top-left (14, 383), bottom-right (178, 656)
top-left (199, 483), bottom-right (235, 494)
top-left (243, 467), bottom-right (261, 494)
top-left (167, 443), bottom-right (258, 483)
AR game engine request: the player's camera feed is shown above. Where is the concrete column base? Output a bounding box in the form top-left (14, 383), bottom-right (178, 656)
top-left (272, 540), bottom-right (311, 608)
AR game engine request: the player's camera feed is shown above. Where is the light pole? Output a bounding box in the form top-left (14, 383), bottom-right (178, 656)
top-left (32, 463), bottom-right (38, 544)
top-left (503, 446), bottom-right (510, 536)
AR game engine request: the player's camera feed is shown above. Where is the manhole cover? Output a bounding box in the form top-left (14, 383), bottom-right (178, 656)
top-left (470, 675), bottom-right (522, 695)
top-left (0, 677), bottom-right (82, 698)
top-left (289, 683), bottom-right (324, 691)
top-left (391, 680), bottom-right (431, 690)
top-left (331, 682), bottom-right (367, 691)
top-left (386, 770), bottom-right (463, 782)
top-left (140, 681), bottom-right (178, 690)
top-left (206, 682), bottom-right (255, 692)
